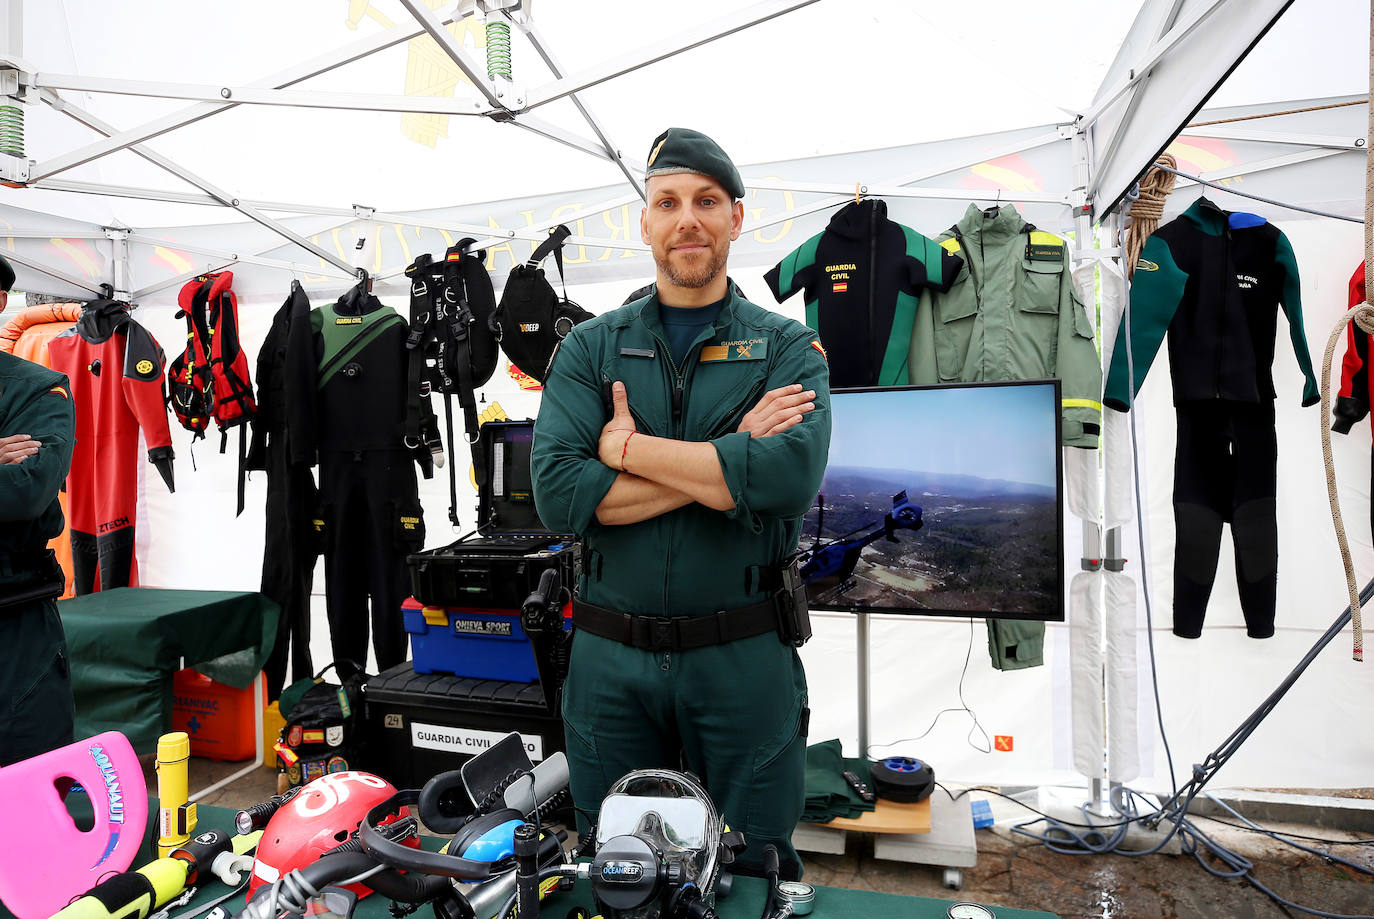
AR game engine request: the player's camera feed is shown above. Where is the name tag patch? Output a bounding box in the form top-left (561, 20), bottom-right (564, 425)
top-left (700, 339), bottom-right (767, 363)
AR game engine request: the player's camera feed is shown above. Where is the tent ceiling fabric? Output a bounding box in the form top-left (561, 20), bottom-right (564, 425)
top-left (1087, 0), bottom-right (1293, 215)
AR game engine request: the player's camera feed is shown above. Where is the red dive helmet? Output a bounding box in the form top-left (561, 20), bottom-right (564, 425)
top-left (248, 771), bottom-right (411, 899)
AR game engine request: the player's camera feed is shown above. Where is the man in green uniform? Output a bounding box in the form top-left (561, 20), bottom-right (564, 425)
top-left (532, 128), bottom-right (831, 879)
top-left (0, 256), bottom-right (78, 765)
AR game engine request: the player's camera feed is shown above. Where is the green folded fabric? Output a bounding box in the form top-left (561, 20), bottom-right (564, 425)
top-left (801, 738), bottom-right (876, 823)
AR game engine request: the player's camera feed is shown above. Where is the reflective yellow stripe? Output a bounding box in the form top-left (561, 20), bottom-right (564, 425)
top-left (1062, 398), bottom-right (1102, 412)
top-left (1029, 230), bottom-right (1062, 246)
top-left (940, 238), bottom-right (961, 254)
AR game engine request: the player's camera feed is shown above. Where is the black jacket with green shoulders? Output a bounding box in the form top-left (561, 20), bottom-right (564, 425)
top-left (1104, 197), bottom-right (1319, 411)
top-left (764, 198), bottom-right (961, 387)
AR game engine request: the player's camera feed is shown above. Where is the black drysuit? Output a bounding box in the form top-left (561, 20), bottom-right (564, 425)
top-left (1104, 198), bottom-right (1319, 638)
top-left (246, 285), bottom-right (319, 698)
top-left (287, 286), bottom-right (425, 671)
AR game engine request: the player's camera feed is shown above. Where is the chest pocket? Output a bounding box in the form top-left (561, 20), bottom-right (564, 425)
top-left (1019, 256), bottom-right (1062, 310)
top-left (686, 344), bottom-right (770, 440)
top-left (602, 348), bottom-right (669, 436)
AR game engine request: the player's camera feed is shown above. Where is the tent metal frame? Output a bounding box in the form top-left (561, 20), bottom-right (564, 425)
top-left (0, 0), bottom-right (1367, 808)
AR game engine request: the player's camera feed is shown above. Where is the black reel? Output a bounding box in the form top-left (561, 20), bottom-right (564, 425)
top-left (870, 756), bottom-right (935, 803)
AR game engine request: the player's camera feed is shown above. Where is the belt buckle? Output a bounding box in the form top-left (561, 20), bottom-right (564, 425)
top-left (650, 617), bottom-right (678, 651)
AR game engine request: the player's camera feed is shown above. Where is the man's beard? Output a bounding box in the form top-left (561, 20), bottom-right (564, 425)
top-left (656, 238), bottom-right (729, 289)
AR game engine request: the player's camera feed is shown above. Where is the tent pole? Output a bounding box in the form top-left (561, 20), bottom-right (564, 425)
top-left (36, 91), bottom-right (358, 276)
top-left (519, 17), bottom-right (646, 201)
top-left (3, 249), bottom-right (103, 296)
top-left (524, 0), bottom-right (820, 112)
top-left (104, 226), bottom-right (131, 302)
top-left (29, 13), bottom-right (463, 182)
top-left (1071, 120), bottom-right (1116, 818)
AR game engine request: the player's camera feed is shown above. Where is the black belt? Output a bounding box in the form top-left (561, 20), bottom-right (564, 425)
top-left (572, 597), bottom-right (780, 652)
top-left (0, 577), bottom-right (64, 613)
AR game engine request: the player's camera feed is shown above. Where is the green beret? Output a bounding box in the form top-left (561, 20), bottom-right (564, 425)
top-left (644, 127), bottom-right (745, 200)
top-left (0, 253), bottom-right (13, 292)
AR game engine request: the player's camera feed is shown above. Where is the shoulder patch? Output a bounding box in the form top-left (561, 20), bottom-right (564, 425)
top-left (1135, 258), bottom-right (1159, 272)
top-left (1028, 230), bottom-right (1062, 247)
top-left (48, 384), bottom-right (69, 400)
top-left (810, 339), bottom-right (827, 362)
top-left (940, 238), bottom-right (961, 255)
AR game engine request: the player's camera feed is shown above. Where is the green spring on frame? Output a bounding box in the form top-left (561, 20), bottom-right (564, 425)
top-left (485, 19), bottom-right (512, 80)
top-left (0, 105), bottom-right (24, 159)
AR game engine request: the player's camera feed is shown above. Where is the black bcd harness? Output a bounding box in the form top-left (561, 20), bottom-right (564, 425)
top-left (404, 241), bottom-right (499, 525)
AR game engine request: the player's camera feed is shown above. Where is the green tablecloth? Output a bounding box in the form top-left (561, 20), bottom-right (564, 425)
top-left (59, 587), bottom-right (280, 753)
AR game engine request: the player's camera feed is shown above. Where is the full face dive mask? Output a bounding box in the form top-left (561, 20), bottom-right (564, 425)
top-left (587, 769), bottom-right (736, 919)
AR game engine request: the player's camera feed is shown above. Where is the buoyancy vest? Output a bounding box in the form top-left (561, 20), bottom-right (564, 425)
top-left (168, 271), bottom-right (257, 436)
top-left (168, 271), bottom-right (258, 513)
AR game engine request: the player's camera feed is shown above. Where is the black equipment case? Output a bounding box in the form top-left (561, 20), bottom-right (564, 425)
top-left (362, 663), bottom-right (566, 791)
top-left (407, 419), bottom-right (580, 609)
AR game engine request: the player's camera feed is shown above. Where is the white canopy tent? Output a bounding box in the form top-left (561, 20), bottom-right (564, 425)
top-left (1, 0), bottom-right (1370, 796)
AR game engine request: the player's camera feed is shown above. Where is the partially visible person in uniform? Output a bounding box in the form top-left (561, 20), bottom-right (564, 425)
top-left (0, 256), bottom-right (78, 766)
top-left (532, 127), bottom-right (831, 878)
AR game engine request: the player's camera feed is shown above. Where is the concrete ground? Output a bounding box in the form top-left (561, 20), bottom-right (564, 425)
top-left (169, 757), bottom-right (1374, 919)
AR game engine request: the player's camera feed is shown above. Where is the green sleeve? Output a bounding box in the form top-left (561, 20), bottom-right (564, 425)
top-left (1274, 231), bottom-right (1320, 407)
top-left (531, 327), bottom-right (619, 536)
top-left (712, 329), bottom-right (832, 525)
top-left (0, 370), bottom-right (75, 522)
top-left (764, 233), bottom-right (822, 303)
top-left (1056, 247), bottom-right (1103, 448)
top-left (1103, 234), bottom-right (1187, 411)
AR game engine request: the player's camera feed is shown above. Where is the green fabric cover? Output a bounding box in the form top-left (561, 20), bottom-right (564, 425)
top-left (59, 587), bottom-right (280, 754)
top-left (801, 738), bottom-right (877, 822)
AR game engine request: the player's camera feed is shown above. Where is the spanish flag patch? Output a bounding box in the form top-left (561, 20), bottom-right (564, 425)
top-left (832, 282), bottom-right (848, 293)
top-left (48, 385), bottom-right (69, 400)
top-left (810, 340), bottom-right (827, 362)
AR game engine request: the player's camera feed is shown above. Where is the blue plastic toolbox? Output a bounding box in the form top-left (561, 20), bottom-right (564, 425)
top-left (403, 598), bottom-right (571, 681)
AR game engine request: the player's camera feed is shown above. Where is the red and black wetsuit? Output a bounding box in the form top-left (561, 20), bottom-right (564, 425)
top-left (47, 299), bottom-right (175, 594)
top-left (1331, 262), bottom-right (1374, 535)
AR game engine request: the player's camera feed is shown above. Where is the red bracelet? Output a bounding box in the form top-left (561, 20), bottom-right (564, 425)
top-left (620, 431), bottom-right (635, 472)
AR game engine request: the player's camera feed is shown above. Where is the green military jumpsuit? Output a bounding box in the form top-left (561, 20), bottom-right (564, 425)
top-left (532, 290), bottom-right (831, 878)
top-left (908, 203), bottom-right (1103, 670)
top-left (0, 349), bottom-right (77, 765)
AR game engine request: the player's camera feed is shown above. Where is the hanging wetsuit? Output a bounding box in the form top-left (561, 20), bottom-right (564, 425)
top-left (247, 284), bottom-right (319, 699)
top-left (286, 285), bottom-right (423, 672)
top-left (47, 299), bottom-right (175, 594)
top-left (1330, 263), bottom-right (1373, 537)
top-left (1104, 197), bottom-right (1319, 639)
top-left (764, 197), bottom-right (961, 387)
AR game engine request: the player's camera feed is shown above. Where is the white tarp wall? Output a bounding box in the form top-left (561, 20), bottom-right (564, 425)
top-left (1, 0), bottom-right (1370, 791)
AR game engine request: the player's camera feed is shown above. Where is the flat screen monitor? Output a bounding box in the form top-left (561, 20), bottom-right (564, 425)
top-left (799, 380), bottom-right (1064, 622)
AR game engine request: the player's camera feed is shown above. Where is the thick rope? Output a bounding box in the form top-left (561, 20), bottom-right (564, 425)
top-left (1320, 304), bottom-right (1371, 662)
top-left (1124, 153), bottom-right (1177, 279)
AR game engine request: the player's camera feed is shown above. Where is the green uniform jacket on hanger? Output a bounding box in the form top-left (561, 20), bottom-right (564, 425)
top-left (909, 203), bottom-right (1102, 449)
top-left (908, 203), bottom-right (1102, 670)
top-left (531, 289), bottom-right (831, 874)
